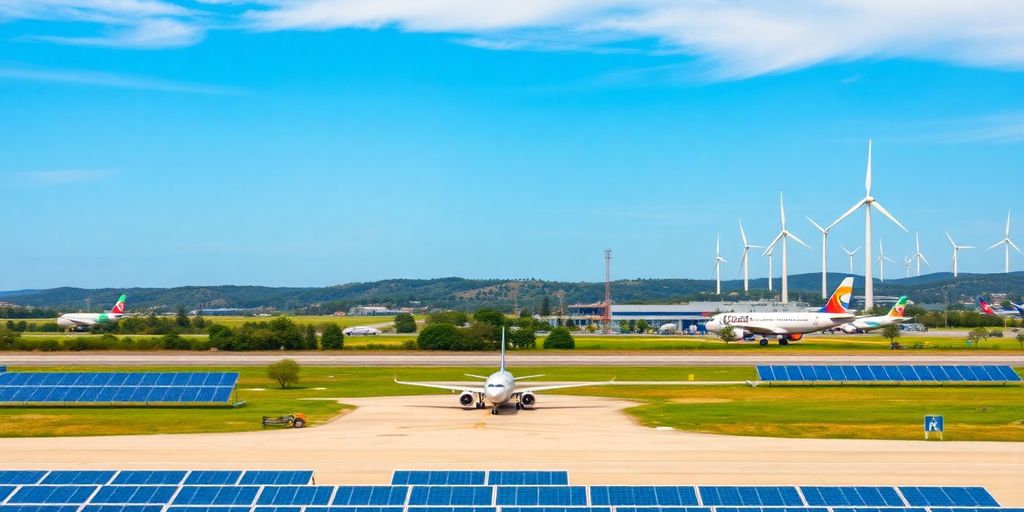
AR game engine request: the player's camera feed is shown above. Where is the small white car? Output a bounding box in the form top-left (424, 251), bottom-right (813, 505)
top-left (343, 326), bottom-right (382, 336)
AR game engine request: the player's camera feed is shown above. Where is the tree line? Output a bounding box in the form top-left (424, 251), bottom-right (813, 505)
top-left (415, 308), bottom-right (574, 351)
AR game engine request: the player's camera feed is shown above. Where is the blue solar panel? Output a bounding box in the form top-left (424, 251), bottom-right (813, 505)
top-left (590, 487), bottom-right (699, 506)
top-left (407, 508), bottom-right (496, 512)
top-left (715, 508), bottom-right (828, 512)
top-left (800, 487), bottom-right (904, 507)
top-left (9, 486), bottom-right (98, 504)
top-left (697, 487), bottom-right (802, 507)
top-left (166, 507), bottom-right (251, 512)
top-left (495, 487), bottom-right (586, 506)
top-left (930, 509), bottom-right (1024, 512)
top-left (82, 506), bottom-right (165, 512)
top-left (41, 471), bottom-right (114, 485)
top-left (256, 486), bottom-right (334, 505)
top-left (253, 508), bottom-right (303, 512)
top-left (831, 508), bottom-right (929, 512)
top-left (758, 365), bottom-right (1021, 383)
top-left (0, 506), bottom-right (82, 512)
top-left (408, 487), bottom-right (493, 506)
top-left (0, 486), bottom-right (15, 502)
top-left (184, 472), bottom-right (242, 486)
top-left (392, 472), bottom-right (486, 486)
top-left (110, 472), bottom-right (186, 486)
top-left (171, 486), bottom-right (259, 505)
top-left (332, 487), bottom-right (408, 506)
top-left (488, 472), bottom-right (569, 486)
top-left (0, 472), bottom-right (47, 485)
top-left (899, 487), bottom-right (999, 507)
top-left (0, 373), bottom-right (239, 404)
top-left (611, 508), bottom-right (708, 512)
top-left (238, 472), bottom-right (313, 486)
top-left (90, 486), bottom-right (176, 504)
top-left (306, 507), bottom-right (404, 512)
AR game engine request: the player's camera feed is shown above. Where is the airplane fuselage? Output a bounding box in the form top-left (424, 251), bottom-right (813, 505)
top-left (842, 315), bottom-right (909, 333)
top-left (56, 313), bottom-right (123, 329)
top-left (483, 370), bottom-right (515, 405)
top-left (706, 312), bottom-right (852, 337)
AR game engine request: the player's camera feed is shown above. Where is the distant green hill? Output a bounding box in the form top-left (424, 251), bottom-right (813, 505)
top-left (2, 272), bottom-right (1023, 313)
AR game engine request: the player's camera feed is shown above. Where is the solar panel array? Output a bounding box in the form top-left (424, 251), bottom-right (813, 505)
top-left (0, 470), bottom-right (1013, 512)
top-left (756, 366), bottom-right (1022, 383)
top-left (0, 372), bottom-right (240, 404)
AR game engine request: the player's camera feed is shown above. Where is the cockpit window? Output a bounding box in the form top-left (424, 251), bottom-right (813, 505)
top-left (486, 383), bottom-right (504, 388)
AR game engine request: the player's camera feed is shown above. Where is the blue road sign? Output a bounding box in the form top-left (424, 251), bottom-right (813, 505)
top-left (924, 415), bottom-right (944, 432)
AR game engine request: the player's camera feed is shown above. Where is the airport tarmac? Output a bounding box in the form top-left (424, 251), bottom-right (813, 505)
top-left (2, 394), bottom-right (1022, 505)
top-left (3, 352), bottom-right (1024, 366)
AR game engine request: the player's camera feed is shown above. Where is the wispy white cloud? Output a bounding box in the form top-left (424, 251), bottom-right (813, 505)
top-left (11, 169), bottom-right (115, 186)
top-left (901, 112), bottom-right (1024, 144)
top-left (241, 0), bottom-right (1024, 78)
top-left (0, 64), bottom-right (242, 94)
top-left (31, 18), bottom-right (204, 48)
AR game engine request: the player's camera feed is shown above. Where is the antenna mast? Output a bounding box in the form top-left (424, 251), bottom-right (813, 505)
top-left (603, 249), bottom-right (612, 333)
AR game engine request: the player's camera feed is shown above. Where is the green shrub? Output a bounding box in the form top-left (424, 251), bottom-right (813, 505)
top-left (508, 329), bottom-right (536, 349)
top-left (544, 327), bottom-right (575, 349)
top-left (417, 324), bottom-right (464, 350)
top-left (394, 313), bottom-right (417, 333)
top-left (267, 359), bottom-right (300, 389)
top-left (320, 324), bottom-right (344, 350)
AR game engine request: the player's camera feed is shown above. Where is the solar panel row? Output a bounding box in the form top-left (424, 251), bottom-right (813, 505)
top-left (757, 365), bottom-right (1021, 383)
top-left (495, 487), bottom-right (587, 506)
top-left (0, 372), bottom-right (239, 404)
top-left (392, 473), bottom-right (486, 486)
top-left (487, 473), bottom-right (570, 486)
top-left (408, 487), bottom-right (493, 506)
top-left (590, 487), bottom-right (699, 506)
top-left (801, 487), bottom-right (905, 507)
top-left (698, 488), bottom-right (804, 507)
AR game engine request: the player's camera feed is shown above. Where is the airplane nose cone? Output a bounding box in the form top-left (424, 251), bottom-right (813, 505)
top-left (484, 388), bottom-right (502, 401)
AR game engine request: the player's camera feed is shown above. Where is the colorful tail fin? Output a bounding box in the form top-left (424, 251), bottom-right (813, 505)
top-left (1013, 302), bottom-right (1024, 317)
top-left (888, 296), bottom-right (908, 317)
top-left (110, 294), bottom-right (127, 315)
top-left (819, 277), bottom-right (854, 313)
top-left (978, 297), bottom-right (996, 316)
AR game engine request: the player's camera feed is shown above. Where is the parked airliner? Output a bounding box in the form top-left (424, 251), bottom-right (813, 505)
top-left (705, 277), bottom-right (855, 345)
top-left (57, 294), bottom-right (127, 330)
top-left (395, 329), bottom-right (613, 414)
top-left (840, 296), bottom-right (912, 333)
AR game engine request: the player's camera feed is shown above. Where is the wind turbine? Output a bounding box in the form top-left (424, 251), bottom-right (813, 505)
top-left (910, 232), bottom-right (929, 277)
top-left (903, 256), bottom-right (912, 279)
top-left (841, 245), bottom-right (861, 274)
top-left (827, 140), bottom-right (908, 310)
top-left (946, 231), bottom-right (974, 278)
top-left (763, 192), bottom-right (810, 303)
top-left (876, 239), bottom-right (895, 282)
top-left (807, 217), bottom-right (832, 299)
top-left (766, 246), bottom-right (774, 292)
top-left (988, 209), bottom-right (1022, 273)
top-left (738, 220), bottom-right (761, 292)
top-left (713, 234), bottom-right (727, 295)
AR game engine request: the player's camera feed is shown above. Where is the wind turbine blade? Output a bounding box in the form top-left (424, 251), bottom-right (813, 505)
top-left (865, 139), bottom-right (872, 195)
top-left (716, 234), bottom-right (720, 255)
top-left (988, 241), bottom-right (1004, 251)
top-left (871, 201), bottom-right (909, 232)
top-left (739, 220), bottom-right (748, 246)
top-left (807, 217), bottom-right (825, 233)
top-left (916, 232), bottom-right (921, 251)
top-left (748, 245), bottom-right (763, 249)
top-left (961, 245), bottom-right (975, 249)
top-left (853, 245), bottom-right (861, 254)
top-left (946, 231), bottom-right (955, 246)
top-left (1007, 210), bottom-right (1012, 237)
top-left (840, 244), bottom-right (850, 254)
top-left (763, 232), bottom-right (784, 255)
top-left (779, 192), bottom-right (786, 229)
top-left (826, 198), bottom-right (867, 231)
top-left (787, 231), bottom-right (812, 249)
top-left (884, 256), bottom-right (895, 263)
top-left (920, 254), bottom-right (930, 266)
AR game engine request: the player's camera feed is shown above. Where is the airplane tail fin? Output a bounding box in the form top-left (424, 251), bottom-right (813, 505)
top-left (1013, 302), bottom-right (1024, 317)
top-left (888, 296), bottom-right (908, 317)
top-left (110, 294), bottom-right (127, 315)
top-left (500, 326), bottom-right (507, 372)
top-left (819, 277), bottom-right (854, 313)
top-left (978, 297), bottom-right (996, 316)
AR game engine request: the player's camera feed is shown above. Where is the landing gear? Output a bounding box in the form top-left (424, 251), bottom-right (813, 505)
top-left (515, 402), bottom-right (522, 410)
top-left (491, 408), bottom-right (499, 415)
top-left (759, 338), bottom-right (769, 346)
top-left (475, 402), bottom-right (485, 409)
top-left (779, 338), bottom-right (789, 346)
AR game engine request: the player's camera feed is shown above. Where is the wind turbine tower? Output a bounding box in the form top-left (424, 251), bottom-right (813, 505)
top-left (988, 210), bottom-right (1022, 273)
top-left (807, 217), bottom-right (831, 299)
top-left (738, 220), bottom-right (761, 292)
top-left (946, 232), bottom-right (973, 278)
top-left (911, 233), bottom-right (929, 277)
top-left (841, 245), bottom-right (861, 274)
top-left (602, 249), bottom-right (612, 333)
top-left (714, 235), bottom-right (727, 295)
top-left (827, 140), bottom-right (908, 310)
top-left (876, 239), bottom-right (895, 282)
top-left (763, 193), bottom-right (810, 303)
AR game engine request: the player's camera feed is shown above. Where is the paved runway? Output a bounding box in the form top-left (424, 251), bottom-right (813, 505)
top-left (3, 352), bottom-right (1023, 367)
top-left (3, 395), bottom-right (1022, 505)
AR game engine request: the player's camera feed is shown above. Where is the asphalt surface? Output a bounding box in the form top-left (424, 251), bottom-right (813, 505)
top-left (3, 352), bottom-right (1024, 366)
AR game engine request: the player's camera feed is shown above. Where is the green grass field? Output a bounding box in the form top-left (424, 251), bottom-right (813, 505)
top-left (3, 315), bottom-right (412, 331)
top-left (1, 365), bottom-right (1021, 441)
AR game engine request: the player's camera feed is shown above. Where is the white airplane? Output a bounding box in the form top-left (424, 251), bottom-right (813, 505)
top-left (57, 294), bottom-right (127, 330)
top-left (840, 296), bottom-right (911, 333)
top-left (394, 329), bottom-right (614, 415)
top-left (343, 326), bottom-right (382, 336)
top-left (705, 277), bottom-right (855, 346)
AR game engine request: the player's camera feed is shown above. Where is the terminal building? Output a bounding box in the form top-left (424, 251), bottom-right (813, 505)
top-left (564, 300), bottom-right (812, 333)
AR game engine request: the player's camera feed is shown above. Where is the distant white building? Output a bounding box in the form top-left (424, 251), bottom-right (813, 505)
top-left (349, 305), bottom-right (402, 316)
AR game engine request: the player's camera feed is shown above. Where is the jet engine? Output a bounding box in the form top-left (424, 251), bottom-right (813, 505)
top-left (841, 324), bottom-right (859, 334)
top-left (786, 333), bottom-right (803, 341)
top-left (459, 392), bottom-right (475, 407)
top-left (519, 392), bottom-right (536, 409)
top-left (730, 328), bottom-right (748, 339)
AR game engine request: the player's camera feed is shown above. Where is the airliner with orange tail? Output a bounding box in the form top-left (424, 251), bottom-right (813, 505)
top-left (705, 277), bottom-right (855, 346)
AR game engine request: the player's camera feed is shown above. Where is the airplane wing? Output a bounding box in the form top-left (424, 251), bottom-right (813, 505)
top-left (515, 374), bottom-right (546, 381)
top-left (728, 324), bottom-right (789, 335)
top-left (393, 377), bottom-right (484, 394)
top-left (521, 380), bottom-right (615, 393)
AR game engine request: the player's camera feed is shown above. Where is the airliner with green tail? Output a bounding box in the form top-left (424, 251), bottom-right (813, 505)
top-left (840, 296), bottom-right (911, 333)
top-left (57, 294), bottom-right (127, 330)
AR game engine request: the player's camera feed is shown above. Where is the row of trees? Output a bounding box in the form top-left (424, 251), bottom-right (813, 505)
top-left (416, 308), bottom-right (573, 351)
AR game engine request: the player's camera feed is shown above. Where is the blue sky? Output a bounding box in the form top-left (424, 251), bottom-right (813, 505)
top-left (1, 1), bottom-right (1023, 289)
